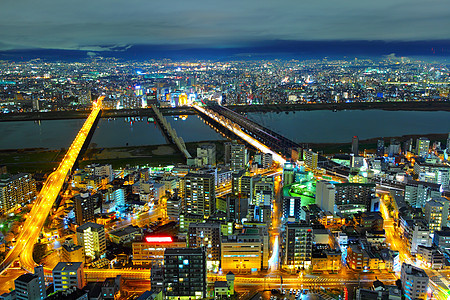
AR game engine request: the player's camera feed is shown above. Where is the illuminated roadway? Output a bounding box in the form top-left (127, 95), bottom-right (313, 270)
top-left (0, 97), bottom-right (103, 274)
top-left (193, 105), bottom-right (286, 165)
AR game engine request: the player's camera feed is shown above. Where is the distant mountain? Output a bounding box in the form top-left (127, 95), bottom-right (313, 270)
top-left (1, 40), bottom-right (449, 62)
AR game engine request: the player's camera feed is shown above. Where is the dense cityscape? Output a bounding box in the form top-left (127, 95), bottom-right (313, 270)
top-left (1, 0), bottom-right (450, 298)
top-left (0, 55), bottom-right (449, 300)
top-left (1, 57), bottom-right (450, 116)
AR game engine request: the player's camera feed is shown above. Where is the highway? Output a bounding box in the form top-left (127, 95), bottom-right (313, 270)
top-left (0, 97), bottom-right (103, 274)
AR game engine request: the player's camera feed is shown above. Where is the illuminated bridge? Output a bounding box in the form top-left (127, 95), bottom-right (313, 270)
top-left (0, 97), bottom-right (104, 274)
top-left (195, 104), bottom-right (351, 177)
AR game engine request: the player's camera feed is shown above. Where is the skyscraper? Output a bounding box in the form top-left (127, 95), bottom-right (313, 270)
top-left (163, 248), bottom-right (207, 299)
top-left (352, 136), bottom-right (359, 156)
top-left (416, 137), bottom-right (430, 157)
top-left (183, 173), bottom-right (216, 217)
top-left (14, 266), bottom-right (46, 300)
top-left (76, 222), bottom-right (106, 260)
top-left (225, 141), bottom-right (248, 171)
top-left (315, 180), bottom-right (335, 213)
top-left (73, 192), bottom-right (96, 226)
top-left (0, 173), bottom-right (36, 215)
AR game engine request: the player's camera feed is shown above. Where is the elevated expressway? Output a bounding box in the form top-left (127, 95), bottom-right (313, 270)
top-left (0, 97), bottom-right (103, 274)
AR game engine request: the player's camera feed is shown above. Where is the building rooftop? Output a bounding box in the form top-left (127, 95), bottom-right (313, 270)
top-left (109, 225), bottom-right (141, 237)
top-left (164, 248), bottom-right (204, 256)
top-left (76, 222), bottom-right (104, 232)
top-left (15, 273), bottom-right (37, 284)
top-left (53, 262), bottom-right (83, 272)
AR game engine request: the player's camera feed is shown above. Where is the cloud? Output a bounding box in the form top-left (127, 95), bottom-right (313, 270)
top-left (0, 0), bottom-right (449, 51)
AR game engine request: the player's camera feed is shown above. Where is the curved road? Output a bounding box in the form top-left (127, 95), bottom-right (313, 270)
top-left (0, 97), bottom-right (103, 273)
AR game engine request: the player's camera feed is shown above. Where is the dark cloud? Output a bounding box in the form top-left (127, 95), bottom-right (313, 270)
top-left (0, 0), bottom-right (449, 51)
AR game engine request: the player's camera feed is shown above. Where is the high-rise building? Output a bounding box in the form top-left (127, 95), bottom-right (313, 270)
top-left (183, 173), bottom-right (215, 217)
top-left (73, 192), bottom-right (96, 226)
top-left (376, 139), bottom-right (385, 156)
top-left (283, 223), bottom-right (313, 271)
top-left (188, 222), bottom-right (221, 269)
top-left (61, 238), bottom-right (85, 263)
top-left (196, 144), bottom-right (216, 166)
top-left (282, 162), bottom-right (296, 185)
top-left (163, 248), bottom-right (207, 299)
top-left (315, 181), bottom-right (335, 213)
top-left (252, 178), bottom-right (273, 206)
top-left (166, 194), bottom-right (181, 221)
top-left (401, 263), bottom-right (428, 300)
top-left (404, 181), bottom-right (441, 208)
top-left (225, 141), bottom-right (248, 171)
top-left (52, 262), bottom-right (84, 292)
top-left (14, 266), bottom-right (46, 300)
top-left (76, 222), bottom-right (106, 260)
top-left (425, 198), bottom-right (449, 233)
top-left (416, 137), bottom-right (430, 157)
top-left (352, 136), bottom-right (359, 156)
top-left (334, 183), bottom-right (376, 209)
top-left (446, 133), bottom-right (450, 155)
top-left (303, 150), bottom-right (318, 170)
top-left (0, 173), bottom-right (36, 215)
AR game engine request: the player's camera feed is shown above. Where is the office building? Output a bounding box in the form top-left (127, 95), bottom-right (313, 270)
top-left (52, 262), bottom-right (84, 292)
top-left (434, 227), bottom-right (450, 252)
top-left (254, 152), bottom-right (273, 169)
top-left (196, 144), bottom-right (216, 166)
top-left (283, 223), bottom-right (313, 271)
top-left (188, 222), bottom-right (221, 269)
top-left (416, 137), bottom-right (430, 157)
top-left (225, 141), bottom-right (248, 171)
top-left (425, 198), bottom-right (449, 233)
top-left (416, 245), bottom-right (444, 269)
top-left (352, 136), bottom-right (359, 156)
top-left (163, 248), bottom-right (207, 300)
top-left (166, 194), bottom-right (181, 221)
top-left (376, 139), bottom-right (385, 156)
top-left (400, 218), bottom-right (430, 254)
top-left (334, 183), bottom-right (376, 209)
top-left (221, 228), bottom-right (269, 273)
top-left (183, 173), bottom-right (215, 217)
top-left (414, 161), bottom-right (450, 188)
top-left (14, 266), bottom-right (46, 300)
top-left (315, 180), bottom-right (335, 213)
top-left (304, 150), bottom-right (318, 170)
top-left (252, 178), bottom-right (273, 206)
top-left (401, 263), bottom-right (428, 300)
top-left (73, 192), bottom-right (96, 226)
top-left (0, 173), bottom-right (36, 215)
top-left (76, 222), bottom-right (106, 260)
top-left (231, 171), bottom-right (258, 198)
top-left (132, 236), bottom-right (186, 266)
top-left (61, 238), bottom-right (85, 263)
top-left (404, 181), bottom-right (441, 208)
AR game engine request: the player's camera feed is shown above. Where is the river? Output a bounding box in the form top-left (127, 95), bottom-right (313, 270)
top-left (0, 110), bottom-right (449, 150)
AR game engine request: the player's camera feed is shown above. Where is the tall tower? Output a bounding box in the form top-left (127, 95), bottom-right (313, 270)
top-left (352, 136), bottom-right (359, 156)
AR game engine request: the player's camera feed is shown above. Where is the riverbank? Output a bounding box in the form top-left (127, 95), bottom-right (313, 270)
top-left (1, 133), bottom-right (447, 174)
top-left (0, 141), bottom-right (225, 174)
top-left (0, 107), bottom-right (195, 122)
top-left (310, 133), bottom-right (449, 155)
top-left (230, 101), bottom-right (450, 113)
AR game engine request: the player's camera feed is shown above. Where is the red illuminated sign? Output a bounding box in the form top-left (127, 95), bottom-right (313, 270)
top-left (145, 236), bottom-right (173, 243)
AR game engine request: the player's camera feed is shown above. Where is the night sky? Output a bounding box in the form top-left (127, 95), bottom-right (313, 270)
top-left (1, 0), bottom-right (449, 59)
